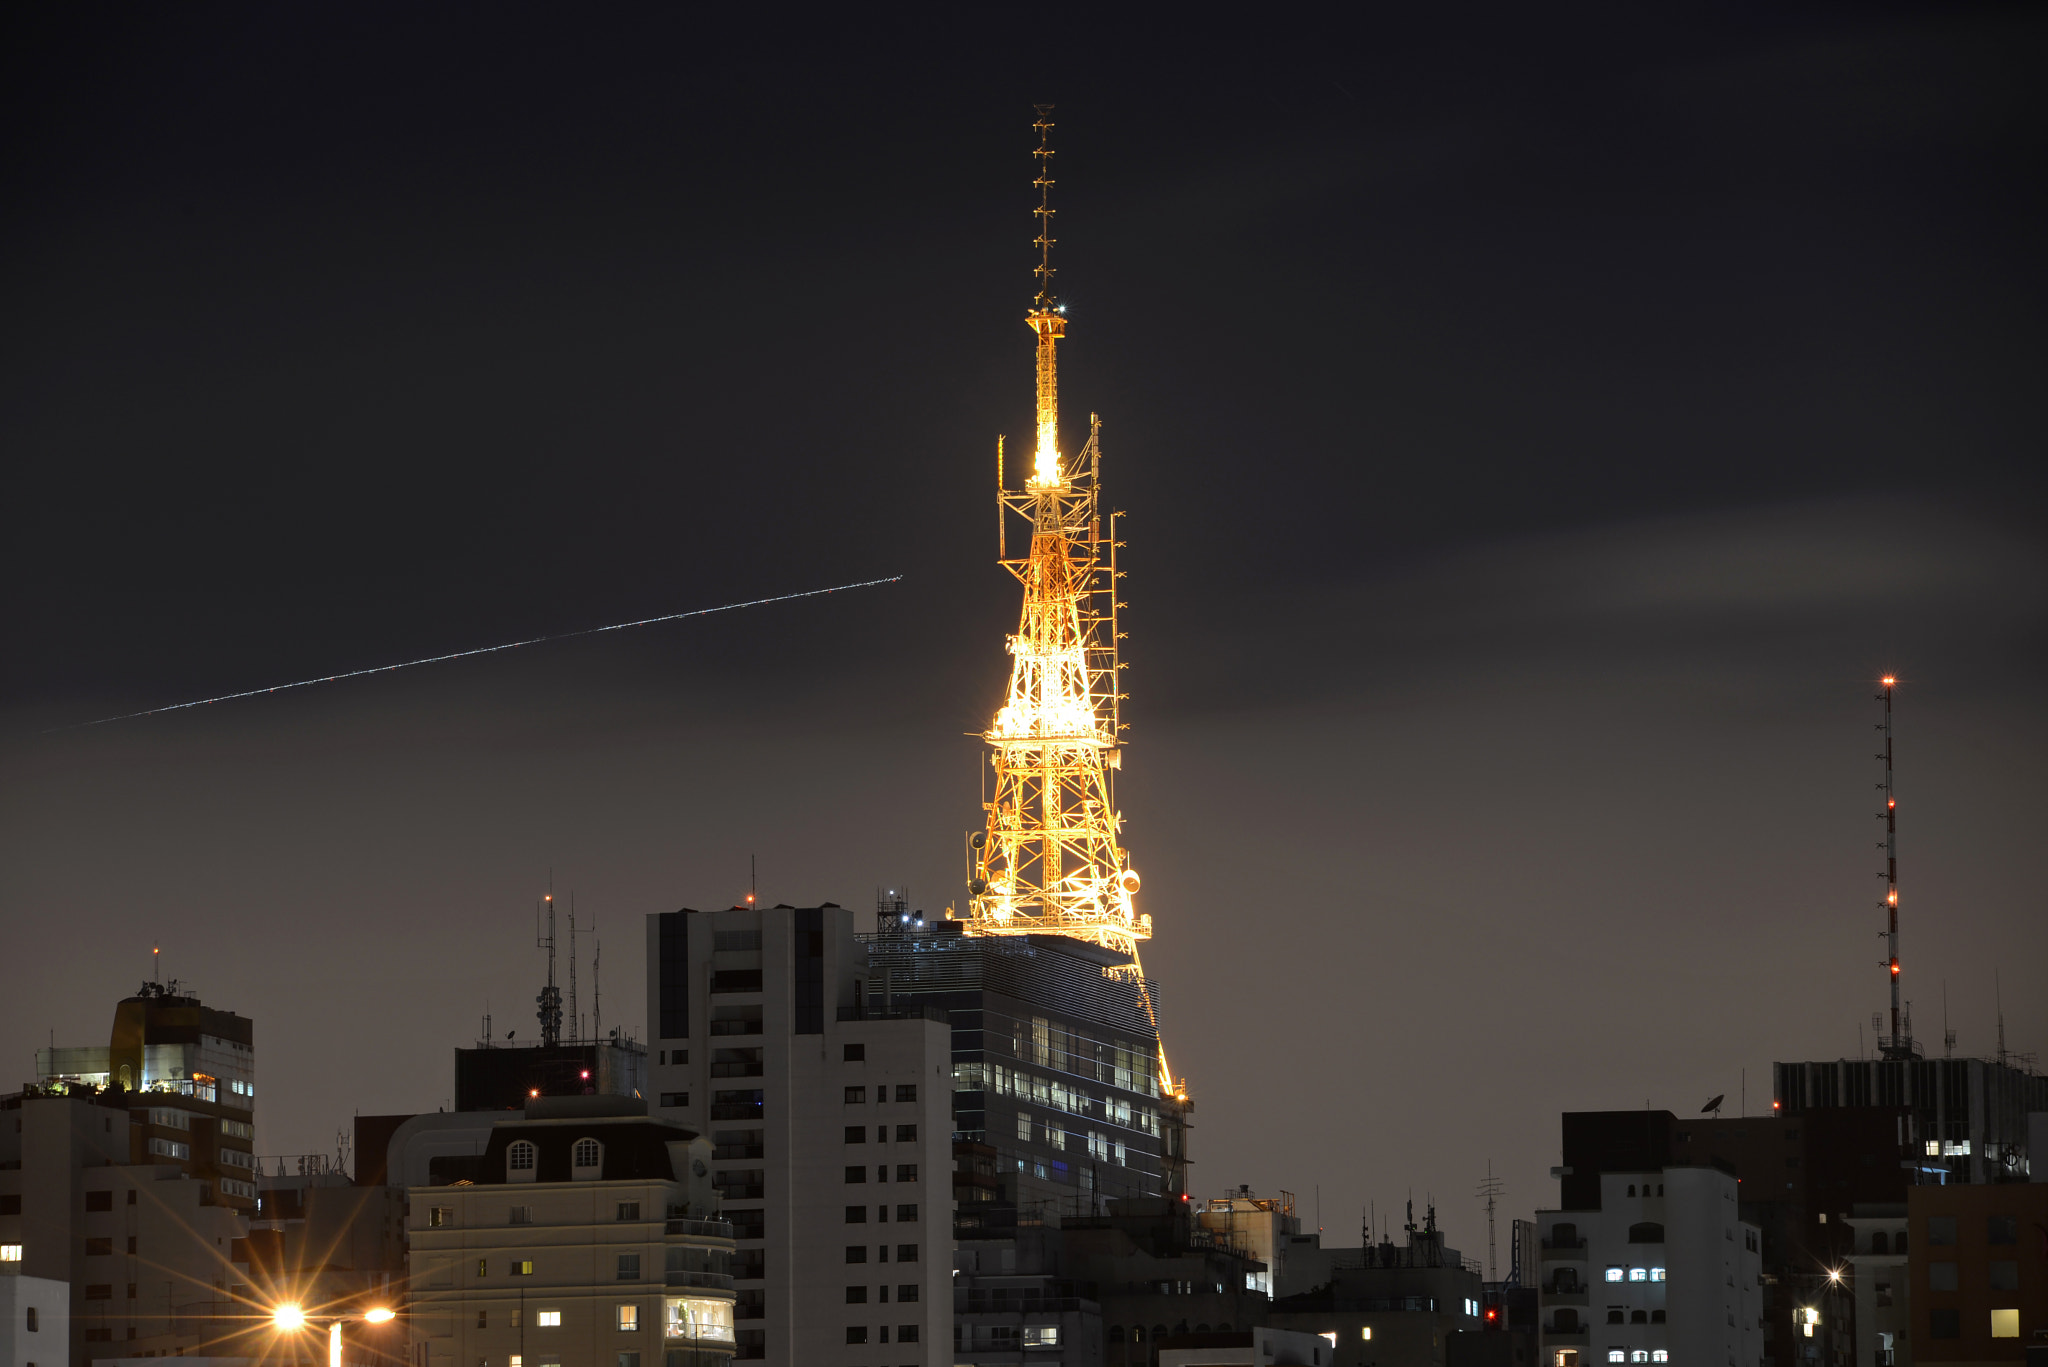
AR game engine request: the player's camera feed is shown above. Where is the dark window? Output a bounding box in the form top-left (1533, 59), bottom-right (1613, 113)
top-left (897, 1204), bottom-right (918, 1222)
top-left (617, 1254), bottom-right (641, 1280)
top-left (1927, 1216), bottom-right (1956, 1247)
top-left (1555, 1310), bottom-right (1580, 1332)
top-left (845, 1326), bottom-right (867, 1344)
top-left (845, 1246), bottom-right (867, 1264)
top-left (1929, 1262), bottom-right (1958, 1292)
top-left (1928, 1309), bottom-right (1959, 1340)
top-left (126, 1284), bottom-right (136, 1299)
top-left (617, 1353), bottom-right (639, 1367)
top-left (1626, 1185), bottom-right (1635, 1197)
top-left (85, 1191), bottom-right (113, 1212)
top-left (897, 1164), bottom-right (917, 1182)
top-left (1897, 1230), bottom-right (1907, 1251)
top-left (895, 1085), bottom-right (916, 1103)
top-left (843, 1043), bottom-right (865, 1061)
top-left (126, 1238), bottom-right (136, 1254)
top-left (711, 969), bottom-right (763, 993)
top-left (1786, 1157), bottom-right (1800, 1169)
top-left (896, 1124), bottom-right (916, 1142)
top-left (1607, 1311), bottom-right (1624, 1325)
top-left (658, 911), bottom-right (690, 1040)
top-left (0, 1196), bottom-right (17, 1215)
top-left (86, 1238), bottom-right (113, 1256)
top-left (897, 1284), bottom-right (919, 1303)
top-left (1627, 1223), bottom-right (1665, 1243)
top-left (659, 1093), bottom-right (688, 1107)
top-left (896, 1244), bottom-right (918, 1262)
top-left (126, 1191), bottom-right (135, 1205)
top-left (85, 1285), bottom-right (113, 1301)
top-left (844, 1126), bottom-right (866, 1143)
top-left (845, 1087), bottom-right (866, 1104)
top-left (845, 1286), bottom-right (866, 1303)
top-left (845, 1166), bottom-right (866, 1183)
top-left (1552, 1223), bottom-right (1577, 1245)
top-left (846, 1206), bottom-right (867, 1223)
top-left (1990, 1261), bottom-right (2019, 1291)
top-left (1988, 1216), bottom-right (2017, 1245)
top-left (726, 1209), bottom-right (765, 1240)
top-left (1630, 1311), bottom-right (1647, 1325)
top-left (1871, 1232), bottom-right (1889, 1254)
top-left (617, 1202), bottom-right (640, 1222)
top-left (26, 1308), bottom-right (38, 1331)
top-left (1651, 1310), bottom-right (1665, 1324)
top-left (794, 907), bottom-right (825, 1034)
top-left (477, 1312), bottom-right (488, 1329)
top-left (899, 1325), bottom-right (920, 1343)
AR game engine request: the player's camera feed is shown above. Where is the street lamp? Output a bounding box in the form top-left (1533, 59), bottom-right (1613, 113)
top-left (270, 1304), bottom-right (400, 1367)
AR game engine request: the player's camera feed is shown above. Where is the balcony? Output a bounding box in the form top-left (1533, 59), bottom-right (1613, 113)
top-left (665, 1270), bottom-right (735, 1291)
top-left (710, 1104), bottom-right (763, 1121)
top-left (1546, 1327), bottom-right (1590, 1344)
top-left (1542, 1239), bottom-right (1588, 1260)
top-left (710, 1019), bottom-right (762, 1036)
top-left (665, 1218), bottom-right (735, 1240)
top-left (710, 971), bottom-right (763, 994)
top-left (713, 1145), bottom-right (764, 1161)
top-left (717, 1185), bottom-right (765, 1201)
top-left (1544, 1289), bottom-right (1589, 1307)
top-left (710, 1063), bottom-right (764, 1078)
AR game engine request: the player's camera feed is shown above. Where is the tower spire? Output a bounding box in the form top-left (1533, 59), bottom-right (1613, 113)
top-left (968, 109), bottom-right (1176, 1097)
top-left (1876, 675), bottom-right (1914, 1059)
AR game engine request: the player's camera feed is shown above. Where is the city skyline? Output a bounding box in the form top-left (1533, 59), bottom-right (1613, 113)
top-left (4, 5), bottom-right (2045, 1266)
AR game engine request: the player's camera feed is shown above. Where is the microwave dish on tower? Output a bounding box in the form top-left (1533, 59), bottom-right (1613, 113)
top-left (965, 107), bottom-right (1174, 1096)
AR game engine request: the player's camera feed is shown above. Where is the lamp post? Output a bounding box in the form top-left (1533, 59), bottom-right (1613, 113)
top-left (270, 1303), bottom-right (403, 1367)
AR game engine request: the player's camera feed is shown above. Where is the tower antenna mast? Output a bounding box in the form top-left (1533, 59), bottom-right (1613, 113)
top-left (536, 881), bottom-right (562, 1048)
top-left (1477, 1162), bottom-right (1505, 1283)
top-left (1876, 676), bottom-right (1913, 1058)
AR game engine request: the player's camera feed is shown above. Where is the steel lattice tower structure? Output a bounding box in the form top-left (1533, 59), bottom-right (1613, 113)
top-left (966, 108), bottom-right (1175, 1093)
top-left (1876, 674), bottom-right (1913, 1058)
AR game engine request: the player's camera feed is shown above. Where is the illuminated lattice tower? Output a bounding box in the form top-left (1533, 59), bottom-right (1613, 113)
top-left (966, 108), bottom-right (1176, 1095)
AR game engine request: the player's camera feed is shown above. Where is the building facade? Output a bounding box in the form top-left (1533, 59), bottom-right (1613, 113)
top-left (644, 904), bottom-right (954, 1365)
top-left (1537, 1168), bottom-right (1762, 1367)
top-left (0, 1273), bottom-right (71, 1367)
top-left (1903, 1182), bottom-right (2048, 1363)
top-left (1843, 1206), bottom-right (1910, 1367)
top-left (406, 1099), bottom-right (735, 1367)
top-left (1264, 1213), bottom-right (1485, 1367)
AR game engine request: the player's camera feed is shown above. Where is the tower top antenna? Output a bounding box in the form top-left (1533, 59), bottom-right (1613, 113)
top-left (1032, 105), bottom-right (1057, 311)
top-left (1876, 675), bottom-right (1915, 1059)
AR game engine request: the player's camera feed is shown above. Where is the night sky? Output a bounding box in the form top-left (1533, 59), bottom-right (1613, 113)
top-left (5, 7), bottom-right (2044, 1253)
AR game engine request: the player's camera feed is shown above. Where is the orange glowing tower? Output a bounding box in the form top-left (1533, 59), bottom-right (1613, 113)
top-left (965, 108), bottom-right (1175, 1094)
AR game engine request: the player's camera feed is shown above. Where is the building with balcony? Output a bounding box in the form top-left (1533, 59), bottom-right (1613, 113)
top-left (644, 904), bottom-right (954, 1364)
top-left (405, 1097), bottom-right (735, 1367)
top-left (1535, 1165), bottom-right (1761, 1367)
top-left (1843, 1206), bottom-right (1910, 1367)
top-left (1263, 1205), bottom-right (1484, 1367)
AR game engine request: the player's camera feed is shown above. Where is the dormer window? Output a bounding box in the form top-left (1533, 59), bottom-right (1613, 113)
top-left (572, 1138), bottom-right (602, 1179)
top-left (508, 1141), bottom-right (538, 1182)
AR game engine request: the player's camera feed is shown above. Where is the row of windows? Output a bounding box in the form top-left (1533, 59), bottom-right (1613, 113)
top-left (1925, 1214), bottom-right (2021, 1246)
top-left (843, 1086), bottom-right (917, 1104)
top-left (506, 1139), bottom-right (605, 1172)
top-left (845, 1326), bottom-right (921, 1345)
top-left (1605, 1267), bottom-right (1668, 1282)
top-left (845, 1285), bottom-right (920, 1303)
top-left (846, 1125), bottom-right (918, 1143)
top-left (1928, 1308), bottom-right (2024, 1339)
top-left (964, 1060), bottom-right (1161, 1134)
top-left (846, 1205), bottom-right (919, 1223)
top-left (83, 1238), bottom-right (141, 1257)
top-left (845, 1165), bottom-right (919, 1183)
top-left (1607, 1352), bottom-right (1670, 1362)
top-left (1928, 1260), bottom-right (2020, 1291)
top-left (473, 1306), bottom-right (642, 1331)
top-left (1015, 1112), bottom-right (1128, 1164)
top-left (845, 1245), bottom-right (919, 1264)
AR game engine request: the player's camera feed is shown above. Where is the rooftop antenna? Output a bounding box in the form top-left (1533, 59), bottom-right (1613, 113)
top-left (748, 854), bottom-right (757, 907)
top-left (1477, 1162), bottom-right (1504, 1282)
top-left (152, 945), bottom-right (160, 983)
top-left (536, 879), bottom-right (562, 1048)
top-left (568, 895), bottom-right (579, 1045)
top-left (592, 918), bottom-right (602, 1046)
top-left (1995, 969), bottom-right (2007, 1067)
top-left (1876, 675), bottom-right (1913, 1058)
top-left (1944, 981), bottom-right (1956, 1058)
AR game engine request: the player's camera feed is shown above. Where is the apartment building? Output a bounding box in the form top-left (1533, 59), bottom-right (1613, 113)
top-left (406, 1097), bottom-right (735, 1367)
top-left (645, 903), bottom-right (954, 1364)
top-left (1905, 1181), bottom-right (2048, 1363)
top-left (1537, 1167), bottom-right (1762, 1367)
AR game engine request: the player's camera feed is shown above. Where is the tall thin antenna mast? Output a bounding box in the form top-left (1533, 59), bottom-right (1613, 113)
top-left (592, 919), bottom-right (602, 1044)
top-left (1477, 1162), bottom-right (1504, 1283)
top-left (1995, 969), bottom-right (2007, 1067)
top-left (568, 896), bottom-right (579, 1045)
top-left (1876, 675), bottom-right (1912, 1058)
top-left (536, 881), bottom-right (562, 1048)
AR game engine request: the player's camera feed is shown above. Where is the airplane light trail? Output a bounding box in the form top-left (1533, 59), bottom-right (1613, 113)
top-left (60, 575), bottom-right (904, 731)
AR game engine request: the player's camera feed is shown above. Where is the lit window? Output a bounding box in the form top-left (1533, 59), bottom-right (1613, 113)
top-left (536, 1311), bottom-right (562, 1328)
top-left (1925, 1141), bottom-right (1940, 1156)
top-left (664, 1296), bottom-right (735, 1344)
top-left (510, 1357), bottom-right (523, 1367)
top-left (574, 1139), bottom-right (601, 1170)
top-left (1023, 1326), bottom-right (1060, 1347)
top-left (1650, 1267), bottom-right (1666, 1282)
top-left (616, 1305), bottom-right (639, 1332)
top-left (1990, 1309), bottom-right (2018, 1339)
top-left (1632, 1354), bottom-right (1649, 1363)
top-left (1364, 1328), bottom-right (1374, 1341)
top-left (512, 1261), bottom-right (534, 1276)
top-left (1652, 1353), bottom-right (1669, 1363)
top-left (0, 1246), bottom-right (21, 1262)
top-left (1609, 1352), bottom-right (1625, 1363)
top-left (429, 1207), bottom-right (452, 1227)
top-left (508, 1142), bottom-right (536, 1172)
top-left (1629, 1268), bottom-right (1648, 1282)
top-left (1606, 1267), bottom-right (1625, 1283)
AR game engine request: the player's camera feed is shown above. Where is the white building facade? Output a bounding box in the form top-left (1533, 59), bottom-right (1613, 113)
top-left (1, 1273), bottom-right (71, 1367)
top-left (1537, 1168), bottom-right (1762, 1367)
top-left (645, 904), bottom-right (954, 1365)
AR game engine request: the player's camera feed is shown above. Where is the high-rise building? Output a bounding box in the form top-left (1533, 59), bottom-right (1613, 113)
top-left (1771, 1058), bottom-right (2046, 1186)
top-left (37, 982), bottom-right (259, 1210)
top-left (644, 903), bottom-right (954, 1365)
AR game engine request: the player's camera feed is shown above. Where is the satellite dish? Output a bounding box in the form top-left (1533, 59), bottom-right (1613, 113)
top-left (1702, 1094), bottom-right (1725, 1115)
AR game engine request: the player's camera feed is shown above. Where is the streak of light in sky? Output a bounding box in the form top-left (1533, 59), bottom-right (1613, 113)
top-left (53, 576), bottom-right (905, 732)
